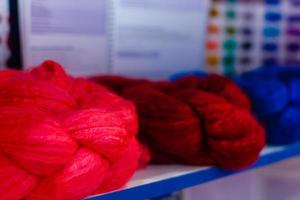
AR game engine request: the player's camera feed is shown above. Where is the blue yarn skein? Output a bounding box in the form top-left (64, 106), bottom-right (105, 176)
top-left (277, 67), bottom-right (300, 106)
top-left (265, 107), bottom-right (300, 145)
top-left (237, 66), bottom-right (300, 145)
top-left (287, 78), bottom-right (300, 105)
top-left (237, 76), bottom-right (288, 119)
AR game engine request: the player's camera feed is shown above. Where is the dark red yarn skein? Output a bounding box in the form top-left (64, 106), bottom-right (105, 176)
top-left (0, 61), bottom-right (147, 200)
top-left (91, 75), bottom-right (265, 170)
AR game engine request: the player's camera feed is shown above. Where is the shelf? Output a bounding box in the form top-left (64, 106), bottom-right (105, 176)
top-left (87, 143), bottom-right (300, 200)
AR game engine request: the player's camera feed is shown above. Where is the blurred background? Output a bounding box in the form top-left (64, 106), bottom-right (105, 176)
top-left (3, 0), bottom-right (300, 78)
top-left (1, 0), bottom-right (300, 199)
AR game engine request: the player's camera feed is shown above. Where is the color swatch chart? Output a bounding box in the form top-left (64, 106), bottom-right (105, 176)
top-left (205, 0), bottom-right (300, 75)
top-left (0, 0), bottom-right (10, 69)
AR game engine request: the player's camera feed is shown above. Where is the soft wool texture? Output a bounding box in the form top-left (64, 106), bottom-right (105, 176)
top-left (0, 61), bottom-right (148, 200)
top-left (236, 66), bottom-right (300, 145)
top-left (91, 74), bottom-right (265, 170)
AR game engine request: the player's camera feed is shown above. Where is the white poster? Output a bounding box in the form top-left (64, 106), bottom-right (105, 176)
top-left (111, 0), bottom-right (210, 79)
top-left (19, 0), bottom-right (209, 78)
top-left (19, 0), bottom-right (109, 76)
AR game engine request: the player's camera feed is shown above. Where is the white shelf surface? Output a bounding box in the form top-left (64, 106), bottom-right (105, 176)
top-left (87, 143), bottom-right (300, 200)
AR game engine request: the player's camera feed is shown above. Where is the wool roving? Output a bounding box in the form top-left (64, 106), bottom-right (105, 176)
top-left (0, 60), bottom-right (147, 200)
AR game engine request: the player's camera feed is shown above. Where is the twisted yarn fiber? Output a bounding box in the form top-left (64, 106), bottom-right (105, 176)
top-left (237, 66), bottom-right (300, 145)
top-left (91, 74), bottom-right (265, 170)
top-left (0, 61), bottom-right (147, 200)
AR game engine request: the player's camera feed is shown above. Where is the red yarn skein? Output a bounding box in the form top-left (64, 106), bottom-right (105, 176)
top-left (91, 75), bottom-right (265, 170)
top-left (0, 61), bottom-right (147, 200)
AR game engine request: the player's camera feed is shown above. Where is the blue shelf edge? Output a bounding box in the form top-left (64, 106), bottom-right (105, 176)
top-left (87, 143), bottom-right (300, 200)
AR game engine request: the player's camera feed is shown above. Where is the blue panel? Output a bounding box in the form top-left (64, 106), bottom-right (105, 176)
top-left (263, 43), bottom-right (279, 52)
top-left (263, 27), bottom-right (281, 38)
top-left (264, 0), bottom-right (281, 5)
top-left (288, 15), bottom-right (300, 23)
top-left (265, 12), bottom-right (282, 22)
